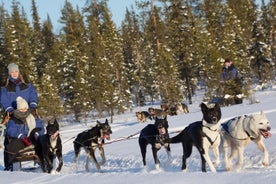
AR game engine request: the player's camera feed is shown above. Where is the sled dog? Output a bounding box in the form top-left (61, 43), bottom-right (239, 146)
top-left (221, 111), bottom-right (271, 171)
top-left (136, 111), bottom-right (151, 122)
top-left (30, 119), bottom-right (63, 173)
top-left (166, 103), bottom-right (221, 172)
top-left (74, 119), bottom-right (112, 172)
top-left (138, 117), bottom-right (171, 170)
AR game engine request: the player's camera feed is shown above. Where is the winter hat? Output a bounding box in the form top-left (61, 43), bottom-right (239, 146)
top-left (224, 58), bottom-right (231, 63)
top-left (8, 63), bottom-right (19, 74)
top-left (16, 96), bottom-right (29, 110)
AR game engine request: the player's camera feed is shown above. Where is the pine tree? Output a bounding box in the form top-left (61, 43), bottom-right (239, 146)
top-left (59, 1), bottom-right (89, 121)
top-left (7, 1), bottom-right (37, 83)
top-left (99, 0), bottom-right (131, 117)
top-left (0, 4), bottom-right (10, 85)
top-left (38, 16), bottom-right (63, 118)
top-left (121, 7), bottom-right (145, 107)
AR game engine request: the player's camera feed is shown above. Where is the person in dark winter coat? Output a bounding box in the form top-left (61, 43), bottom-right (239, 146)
top-left (3, 96), bottom-right (44, 171)
top-left (0, 63), bottom-right (38, 114)
top-left (219, 58), bottom-right (242, 105)
top-left (220, 58), bottom-right (238, 81)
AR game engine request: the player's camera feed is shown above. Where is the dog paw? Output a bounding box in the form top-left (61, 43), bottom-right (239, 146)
top-left (51, 170), bottom-right (60, 175)
top-left (213, 160), bottom-right (220, 167)
top-left (181, 169), bottom-right (187, 173)
top-left (262, 162), bottom-right (269, 167)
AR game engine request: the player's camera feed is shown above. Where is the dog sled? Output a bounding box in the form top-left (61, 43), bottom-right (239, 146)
top-left (11, 145), bottom-right (40, 171)
top-left (1, 113), bottom-right (40, 171)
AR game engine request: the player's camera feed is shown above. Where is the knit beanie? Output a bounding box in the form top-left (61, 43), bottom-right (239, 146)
top-left (8, 63), bottom-right (19, 74)
top-left (16, 96), bottom-right (29, 110)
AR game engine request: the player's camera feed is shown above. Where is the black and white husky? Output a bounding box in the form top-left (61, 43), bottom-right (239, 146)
top-left (166, 103), bottom-right (221, 172)
top-left (74, 119), bottom-right (112, 172)
top-left (221, 111), bottom-right (271, 171)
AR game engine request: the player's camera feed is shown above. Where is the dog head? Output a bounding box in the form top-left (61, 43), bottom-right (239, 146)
top-left (46, 119), bottom-right (60, 140)
top-left (148, 107), bottom-right (155, 115)
top-left (249, 111), bottom-right (271, 138)
top-left (154, 116), bottom-right (169, 136)
top-left (97, 119), bottom-right (112, 140)
top-left (136, 112), bottom-right (143, 121)
top-left (201, 102), bottom-right (221, 125)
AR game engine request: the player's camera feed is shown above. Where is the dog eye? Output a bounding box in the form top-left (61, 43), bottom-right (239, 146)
top-left (259, 122), bottom-right (264, 125)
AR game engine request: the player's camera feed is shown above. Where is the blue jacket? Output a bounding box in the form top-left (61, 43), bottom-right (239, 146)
top-left (0, 78), bottom-right (38, 112)
top-left (220, 65), bottom-right (238, 81)
top-left (6, 116), bottom-right (45, 140)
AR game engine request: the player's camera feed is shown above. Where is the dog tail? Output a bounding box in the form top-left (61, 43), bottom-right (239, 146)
top-left (166, 130), bottom-right (184, 144)
top-left (29, 127), bottom-right (42, 145)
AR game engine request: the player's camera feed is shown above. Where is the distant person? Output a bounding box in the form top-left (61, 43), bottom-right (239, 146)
top-left (220, 58), bottom-right (242, 105)
top-left (3, 96), bottom-right (44, 171)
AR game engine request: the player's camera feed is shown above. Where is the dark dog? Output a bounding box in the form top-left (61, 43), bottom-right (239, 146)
top-left (136, 111), bottom-right (151, 122)
top-left (74, 119), bottom-right (112, 172)
top-left (166, 103), bottom-right (221, 172)
top-left (138, 117), bottom-right (171, 170)
top-left (30, 119), bottom-right (63, 173)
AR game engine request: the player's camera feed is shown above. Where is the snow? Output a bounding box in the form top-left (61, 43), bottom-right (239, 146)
top-left (1, 88), bottom-right (276, 184)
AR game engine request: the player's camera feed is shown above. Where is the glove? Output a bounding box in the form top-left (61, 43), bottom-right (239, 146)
top-left (22, 137), bottom-right (32, 146)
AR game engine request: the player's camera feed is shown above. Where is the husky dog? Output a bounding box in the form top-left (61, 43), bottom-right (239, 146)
top-left (166, 103), bottom-right (221, 172)
top-left (176, 102), bottom-right (189, 114)
top-left (221, 111), bottom-right (272, 171)
top-left (138, 117), bottom-right (171, 170)
top-left (148, 107), bottom-right (166, 120)
top-left (74, 119), bottom-right (112, 172)
top-left (30, 119), bottom-right (63, 173)
top-left (136, 111), bottom-right (151, 122)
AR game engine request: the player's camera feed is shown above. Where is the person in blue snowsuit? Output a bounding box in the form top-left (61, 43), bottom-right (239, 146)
top-left (0, 63), bottom-right (38, 114)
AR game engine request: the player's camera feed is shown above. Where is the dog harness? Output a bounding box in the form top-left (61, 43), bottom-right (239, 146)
top-left (202, 125), bottom-right (219, 145)
top-left (222, 115), bottom-right (255, 140)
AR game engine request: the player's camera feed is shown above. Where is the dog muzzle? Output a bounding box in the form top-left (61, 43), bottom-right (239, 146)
top-left (102, 133), bottom-right (111, 140)
top-left (50, 130), bottom-right (60, 140)
top-left (158, 127), bottom-right (166, 135)
top-left (260, 127), bottom-right (272, 138)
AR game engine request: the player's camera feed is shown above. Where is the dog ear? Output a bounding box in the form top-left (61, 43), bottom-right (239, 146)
top-left (200, 103), bottom-right (208, 113)
top-left (96, 120), bottom-right (101, 127)
top-left (105, 119), bottom-right (109, 124)
top-left (260, 111), bottom-right (264, 115)
top-left (214, 103), bottom-right (221, 111)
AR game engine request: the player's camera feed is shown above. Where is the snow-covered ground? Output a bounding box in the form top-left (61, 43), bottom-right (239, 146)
top-left (1, 88), bottom-right (276, 184)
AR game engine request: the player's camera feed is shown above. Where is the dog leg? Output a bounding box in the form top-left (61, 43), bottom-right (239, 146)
top-left (85, 153), bottom-right (91, 172)
top-left (99, 146), bottom-right (106, 165)
top-left (89, 148), bottom-right (101, 172)
top-left (255, 139), bottom-right (269, 166)
top-left (55, 151), bottom-right (63, 172)
top-left (212, 146), bottom-right (220, 167)
top-left (152, 144), bottom-right (161, 170)
top-left (74, 144), bottom-right (81, 170)
top-left (202, 152), bottom-right (216, 172)
top-left (222, 137), bottom-right (232, 171)
top-left (139, 139), bottom-right (147, 166)
top-left (165, 143), bottom-right (172, 162)
top-left (235, 146), bottom-right (244, 171)
top-left (45, 156), bottom-right (53, 173)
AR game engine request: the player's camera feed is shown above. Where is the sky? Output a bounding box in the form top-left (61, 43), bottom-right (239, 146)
top-left (1, 0), bottom-right (268, 33)
top-left (0, 84), bottom-right (276, 183)
top-left (1, 0), bottom-right (136, 33)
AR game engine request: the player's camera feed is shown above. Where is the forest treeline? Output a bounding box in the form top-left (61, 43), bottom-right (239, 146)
top-left (0, 0), bottom-right (275, 121)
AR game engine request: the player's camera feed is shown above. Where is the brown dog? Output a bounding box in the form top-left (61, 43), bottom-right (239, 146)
top-left (136, 111), bottom-right (151, 122)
